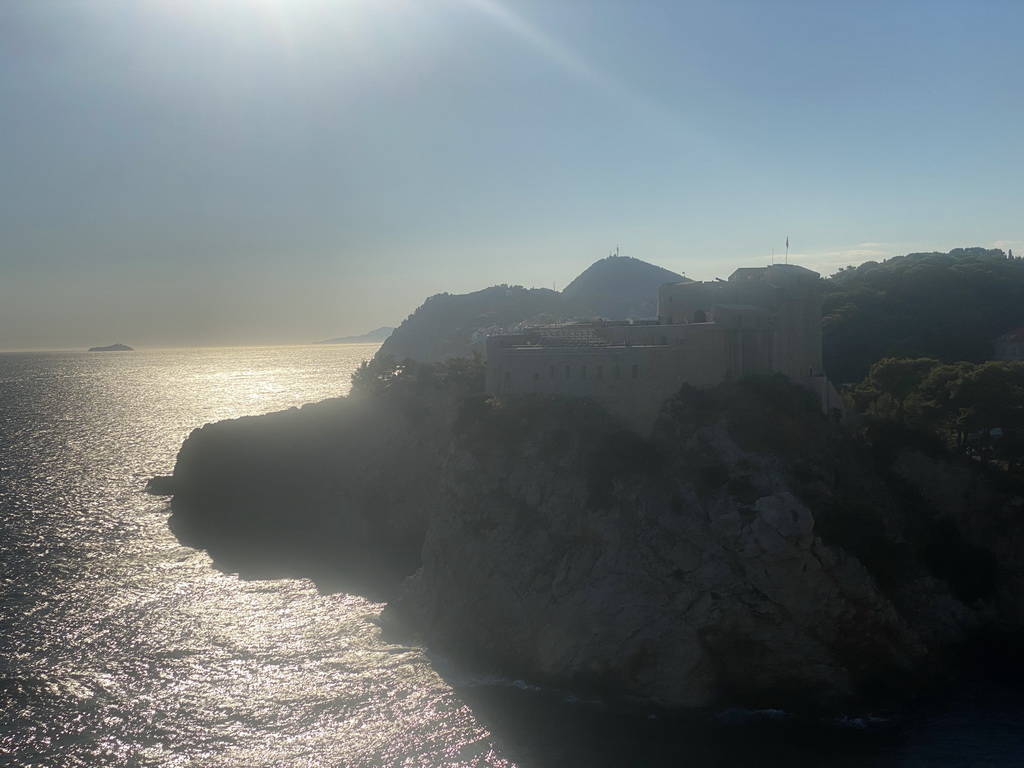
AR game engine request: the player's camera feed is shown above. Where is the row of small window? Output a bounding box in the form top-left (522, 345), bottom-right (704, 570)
top-left (513, 363), bottom-right (641, 381)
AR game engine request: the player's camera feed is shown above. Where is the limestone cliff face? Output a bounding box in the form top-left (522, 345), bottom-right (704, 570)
top-left (392, 383), bottom-right (996, 710)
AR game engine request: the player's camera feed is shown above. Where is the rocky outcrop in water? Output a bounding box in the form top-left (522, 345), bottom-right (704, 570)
top-left (168, 371), bottom-right (1024, 711)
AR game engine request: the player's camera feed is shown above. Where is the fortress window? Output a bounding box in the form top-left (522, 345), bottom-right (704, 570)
top-left (631, 364), bottom-right (639, 380)
top-left (549, 365), bottom-right (555, 379)
top-left (660, 335), bottom-right (667, 345)
top-left (614, 364), bottom-right (621, 380)
top-left (596, 365), bottom-right (603, 380)
top-left (504, 371), bottom-right (511, 385)
top-left (564, 365), bottom-right (571, 380)
top-left (694, 309), bottom-right (706, 323)
top-left (580, 365), bottom-right (587, 379)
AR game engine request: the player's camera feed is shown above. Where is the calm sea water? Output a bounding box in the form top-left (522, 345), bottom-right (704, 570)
top-left (1, 345), bottom-right (1023, 768)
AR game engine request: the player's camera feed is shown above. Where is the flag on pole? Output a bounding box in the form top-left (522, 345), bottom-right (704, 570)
top-left (786, 236), bottom-right (789, 249)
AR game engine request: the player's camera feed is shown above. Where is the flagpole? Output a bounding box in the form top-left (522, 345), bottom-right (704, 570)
top-left (785, 236), bottom-right (789, 265)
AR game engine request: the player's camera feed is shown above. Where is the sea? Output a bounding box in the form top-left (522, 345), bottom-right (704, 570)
top-left (2, 344), bottom-right (1024, 768)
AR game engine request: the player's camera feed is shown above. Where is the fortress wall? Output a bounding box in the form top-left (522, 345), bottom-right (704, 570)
top-left (487, 328), bottom-right (735, 432)
top-left (485, 263), bottom-right (827, 432)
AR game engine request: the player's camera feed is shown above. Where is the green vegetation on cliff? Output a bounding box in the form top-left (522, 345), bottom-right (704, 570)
top-left (822, 248), bottom-right (1024, 383)
top-left (849, 357), bottom-right (1024, 467)
top-left (351, 352), bottom-right (486, 397)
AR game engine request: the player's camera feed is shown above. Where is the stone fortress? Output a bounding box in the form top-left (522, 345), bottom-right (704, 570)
top-left (485, 263), bottom-right (844, 431)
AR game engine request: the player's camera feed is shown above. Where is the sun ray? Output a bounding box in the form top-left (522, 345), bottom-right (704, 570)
top-left (462, 0), bottom-right (612, 94)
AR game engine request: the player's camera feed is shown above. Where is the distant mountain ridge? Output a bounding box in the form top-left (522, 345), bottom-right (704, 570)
top-left (378, 256), bottom-right (683, 363)
top-left (315, 327), bottom-right (394, 345)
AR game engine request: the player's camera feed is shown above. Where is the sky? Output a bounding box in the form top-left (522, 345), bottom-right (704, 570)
top-left (3, 0), bottom-right (1023, 350)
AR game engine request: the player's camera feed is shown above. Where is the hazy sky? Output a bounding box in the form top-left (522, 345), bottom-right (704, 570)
top-left (3, 0), bottom-right (1022, 350)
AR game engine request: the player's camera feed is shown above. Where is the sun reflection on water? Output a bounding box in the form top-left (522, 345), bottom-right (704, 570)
top-left (0, 345), bottom-right (517, 767)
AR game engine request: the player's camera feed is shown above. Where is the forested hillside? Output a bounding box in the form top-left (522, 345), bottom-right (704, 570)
top-left (379, 256), bottom-right (683, 363)
top-left (822, 248), bottom-right (1024, 384)
top-left (377, 285), bottom-right (576, 362)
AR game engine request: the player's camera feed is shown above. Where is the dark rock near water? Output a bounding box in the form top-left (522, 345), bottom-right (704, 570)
top-left (389, 383), bottom-right (932, 711)
top-left (145, 475), bottom-right (176, 495)
top-left (167, 373), bottom-right (1024, 711)
top-left (168, 364), bottom-right (478, 599)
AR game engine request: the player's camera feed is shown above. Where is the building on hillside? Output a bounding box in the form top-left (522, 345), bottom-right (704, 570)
top-left (994, 328), bottom-right (1024, 361)
top-left (485, 263), bottom-right (844, 432)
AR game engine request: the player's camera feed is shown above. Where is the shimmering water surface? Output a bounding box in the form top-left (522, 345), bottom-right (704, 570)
top-left (2, 346), bottom-right (1023, 767)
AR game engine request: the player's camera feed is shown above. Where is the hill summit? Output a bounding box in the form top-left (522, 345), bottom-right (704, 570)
top-left (562, 255), bottom-right (687, 319)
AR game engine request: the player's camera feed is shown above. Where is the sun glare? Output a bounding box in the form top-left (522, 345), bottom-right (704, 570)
top-left (463, 0), bottom-right (608, 92)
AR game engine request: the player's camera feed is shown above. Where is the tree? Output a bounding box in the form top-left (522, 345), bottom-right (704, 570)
top-left (851, 357), bottom-right (1024, 469)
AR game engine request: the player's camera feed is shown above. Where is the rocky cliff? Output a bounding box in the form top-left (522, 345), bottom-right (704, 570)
top-left (167, 372), bottom-right (1024, 711)
top-left (387, 380), bottom-right (1000, 711)
top-left (168, 360), bottom-right (479, 594)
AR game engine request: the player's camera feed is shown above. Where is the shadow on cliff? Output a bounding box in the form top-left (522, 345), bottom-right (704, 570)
top-left (168, 511), bottom-right (419, 601)
top-left (165, 355), bottom-right (485, 601)
top-left (163, 356), bottom-right (1024, 719)
top-left (389, 373), bottom-right (1024, 715)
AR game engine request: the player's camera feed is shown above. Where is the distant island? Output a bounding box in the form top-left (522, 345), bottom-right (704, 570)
top-left (314, 327), bottom-right (394, 345)
top-left (88, 343), bottom-right (133, 352)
